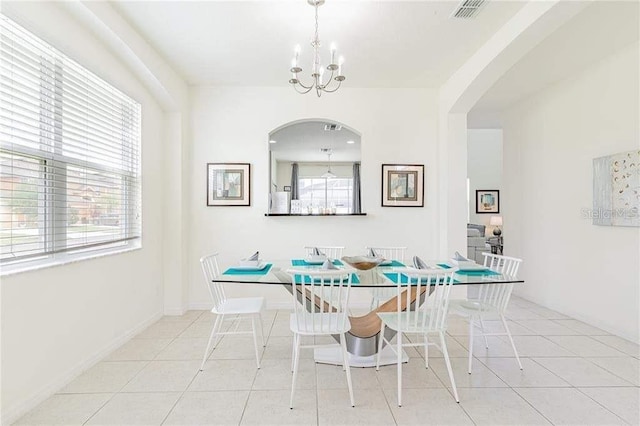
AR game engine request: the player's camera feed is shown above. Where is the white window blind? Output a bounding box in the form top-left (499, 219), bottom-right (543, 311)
top-left (0, 15), bottom-right (141, 265)
top-left (298, 177), bottom-right (353, 214)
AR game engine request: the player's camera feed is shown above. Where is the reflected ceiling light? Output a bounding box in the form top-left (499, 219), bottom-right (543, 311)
top-left (346, 140), bottom-right (355, 144)
top-left (269, 140), bottom-right (277, 144)
top-left (320, 148), bottom-right (336, 179)
top-left (289, 0), bottom-right (345, 97)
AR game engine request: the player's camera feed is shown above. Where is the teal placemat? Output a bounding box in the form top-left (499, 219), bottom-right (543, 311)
top-left (291, 259), bottom-right (344, 266)
top-left (456, 269), bottom-right (500, 276)
top-left (437, 263), bottom-right (452, 269)
top-left (224, 263), bottom-right (273, 276)
top-left (293, 273), bottom-right (360, 284)
top-left (383, 273), bottom-right (459, 284)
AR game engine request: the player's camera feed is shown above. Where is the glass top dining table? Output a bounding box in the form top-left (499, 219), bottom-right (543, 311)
top-left (214, 258), bottom-right (524, 287)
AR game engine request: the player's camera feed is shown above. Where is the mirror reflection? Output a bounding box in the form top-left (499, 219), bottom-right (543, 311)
top-left (269, 121), bottom-right (362, 215)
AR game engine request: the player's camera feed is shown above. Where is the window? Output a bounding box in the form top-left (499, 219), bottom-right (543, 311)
top-left (0, 15), bottom-right (141, 270)
top-left (298, 177), bottom-right (353, 213)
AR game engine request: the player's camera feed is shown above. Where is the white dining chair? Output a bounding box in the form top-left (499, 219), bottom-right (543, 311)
top-left (199, 253), bottom-right (266, 370)
top-left (287, 268), bottom-right (355, 409)
top-left (303, 246), bottom-right (344, 260)
top-left (365, 246), bottom-right (408, 310)
top-left (449, 253), bottom-right (523, 374)
top-left (376, 268), bottom-right (459, 406)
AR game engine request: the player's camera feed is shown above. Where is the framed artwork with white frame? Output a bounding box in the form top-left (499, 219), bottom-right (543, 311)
top-left (207, 163), bottom-right (251, 206)
top-left (381, 164), bottom-right (425, 207)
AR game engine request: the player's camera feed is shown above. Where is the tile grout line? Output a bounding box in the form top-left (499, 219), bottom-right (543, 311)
top-left (81, 311), bottom-right (204, 425)
top-left (572, 386), bottom-right (633, 425)
top-left (238, 311), bottom-right (277, 425)
top-left (21, 306), bottom-right (639, 425)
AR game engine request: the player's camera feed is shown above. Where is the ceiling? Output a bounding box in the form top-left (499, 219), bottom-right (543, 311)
top-left (471, 0), bottom-right (640, 115)
top-left (270, 121), bottom-right (360, 162)
top-left (111, 0), bottom-right (525, 87)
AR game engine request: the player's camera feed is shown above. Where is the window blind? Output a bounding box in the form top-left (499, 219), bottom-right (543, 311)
top-left (0, 15), bottom-right (141, 264)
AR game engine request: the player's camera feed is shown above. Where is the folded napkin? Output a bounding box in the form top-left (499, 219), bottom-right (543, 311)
top-left (413, 255), bottom-right (429, 269)
top-left (453, 251), bottom-right (469, 261)
top-left (321, 259), bottom-right (338, 270)
top-left (368, 247), bottom-right (379, 257)
top-left (311, 247), bottom-right (326, 256)
top-left (246, 251), bottom-right (260, 261)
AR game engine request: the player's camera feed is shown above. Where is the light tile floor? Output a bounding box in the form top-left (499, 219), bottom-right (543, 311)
top-left (14, 296), bottom-right (640, 425)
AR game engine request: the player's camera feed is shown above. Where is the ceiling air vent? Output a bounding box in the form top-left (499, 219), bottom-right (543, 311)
top-left (451, 0), bottom-right (486, 19)
top-left (324, 123), bottom-right (342, 131)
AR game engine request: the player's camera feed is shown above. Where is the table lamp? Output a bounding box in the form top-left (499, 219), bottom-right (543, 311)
top-left (490, 215), bottom-right (503, 236)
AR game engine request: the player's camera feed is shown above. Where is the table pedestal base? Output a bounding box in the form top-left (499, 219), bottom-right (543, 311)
top-left (314, 344), bottom-right (408, 368)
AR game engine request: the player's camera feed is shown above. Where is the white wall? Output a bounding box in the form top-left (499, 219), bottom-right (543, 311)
top-left (503, 42), bottom-right (640, 342)
top-left (467, 129), bottom-right (503, 228)
top-left (1, 2), bottom-right (167, 422)
top-left (189, 87), bottom-right (449, 307)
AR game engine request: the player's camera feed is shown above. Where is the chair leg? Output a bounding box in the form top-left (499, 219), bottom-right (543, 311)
top-left (257, 313), bottom-right (266, 347)
top-left (501, 314), bottom-right (523, 370)
top-left (291, 333), bottom-right (297, 373)
top-left (397, 332), bottom-right (403, 407)
top-left (423, 333), bottom-right (429, 369)
top-left (290, 332), bottom-right (302, 409)
top-left (200, 315), bottom-right (222, 371)
top-left (376, 324), bottom-right (385, 371)
top-left (468, 316), bottom-right (475, 374)
top-left (479, 316), bottom-right (489, 348)
top-left (340, 333), bottom-right (355, 407)
top-left (251, 316), bottom-right (261, 369)
top-left (440, 331), bottom-right (460, 403)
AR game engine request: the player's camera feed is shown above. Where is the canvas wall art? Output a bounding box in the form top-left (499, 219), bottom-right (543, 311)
top-left (593, 150), bottom-right (639, 226)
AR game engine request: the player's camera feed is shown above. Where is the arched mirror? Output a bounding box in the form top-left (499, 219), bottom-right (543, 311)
top-left (268, 120), bottom-right (363, 215)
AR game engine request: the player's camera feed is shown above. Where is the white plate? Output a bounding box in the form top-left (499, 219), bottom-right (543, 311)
top-left (305, 256), bottom-right (328, 265)
top-left (230, 262), bottom-right (268, 271)
top-left (456, 264), bottom-right (489, 272)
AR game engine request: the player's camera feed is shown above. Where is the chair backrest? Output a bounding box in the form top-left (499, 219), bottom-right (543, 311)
top-left (391, 268), bottom-right (456, 332)
top-left (365, 246), bottom-right (407, 262)
top-left (479, 253), bottom-right (523, 313)
top-left (303, 246), bottom-right (344, 260)
top-left (287, 268), bottom-right (352, 334)
top-left (200, 253), bottom-right (225, 310)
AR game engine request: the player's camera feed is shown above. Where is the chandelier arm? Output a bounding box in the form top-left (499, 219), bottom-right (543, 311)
top-left (321, 79), bottom-right (342, 93)
top-left (294, 76), bottom-right (314, 90)
top-left (293, 83), bottom-right (314, 94)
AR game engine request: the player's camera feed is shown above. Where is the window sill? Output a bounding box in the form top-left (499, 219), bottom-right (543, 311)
top-left (0, 240), bottom-right (142, 277)
top-left (264, 213), bottom-right (367, 217)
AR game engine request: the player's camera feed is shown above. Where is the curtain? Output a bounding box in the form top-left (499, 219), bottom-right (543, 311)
top-left (290, 163), bottom-right (299, 200)
top-left (352, 162), bottom-right (362, 214)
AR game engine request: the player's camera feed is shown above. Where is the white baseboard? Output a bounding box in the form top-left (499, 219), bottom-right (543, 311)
top-left (2, 311), bottom-right (163, 426)
top-left (188, 302), bottom-right (213, 311)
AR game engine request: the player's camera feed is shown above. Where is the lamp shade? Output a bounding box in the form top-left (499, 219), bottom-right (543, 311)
top-left (490, 216), bottom-right (503, 226)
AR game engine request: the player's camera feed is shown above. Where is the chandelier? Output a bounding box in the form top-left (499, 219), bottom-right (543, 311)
top-left (320, 148), bottom-right (336, 179)
top-left (289, 0), bottom-right (345, 97)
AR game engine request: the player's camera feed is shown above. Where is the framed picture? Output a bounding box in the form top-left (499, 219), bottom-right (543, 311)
top-left (207, 163), bottom-right (250, 206)
top-left (476, 190), bottom-right (500, 214)
top-left (381, 164), bottom-right (424, 207)
top-left (283, 185), bottom-right (292, 192)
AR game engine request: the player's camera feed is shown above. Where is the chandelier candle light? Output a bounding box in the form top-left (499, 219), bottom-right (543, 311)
top-left (289, 0), bottom-right (345, 97)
